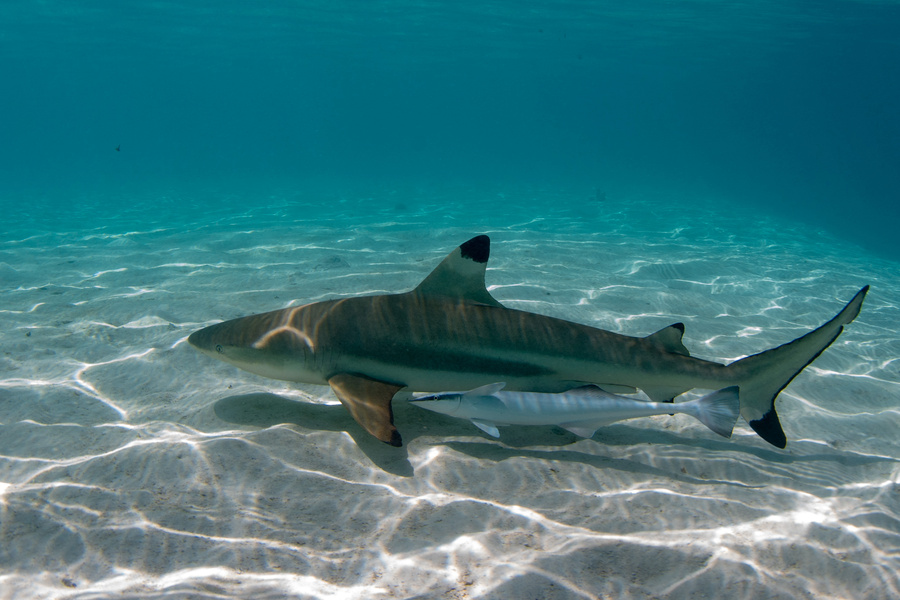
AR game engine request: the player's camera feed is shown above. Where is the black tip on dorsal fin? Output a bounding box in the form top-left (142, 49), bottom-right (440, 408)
top-left (412, 235), bottom-right (503, 307)
top-left (460, 235), bottom-right (490, 264)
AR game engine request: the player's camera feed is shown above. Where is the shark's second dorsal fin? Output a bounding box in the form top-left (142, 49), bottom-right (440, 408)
top-left (645, 323), bottom-right (690, 356)
top-left (412, 235), bottom-right (503, 307)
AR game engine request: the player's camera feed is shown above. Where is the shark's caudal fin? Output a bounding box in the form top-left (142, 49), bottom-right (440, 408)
top-left (683, 387), bottom-right (740, 438)
top-left (727, 286), bottom-right (869, 448)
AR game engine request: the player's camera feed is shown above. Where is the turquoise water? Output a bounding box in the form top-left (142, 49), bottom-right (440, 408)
top-left (3, 1), bottom-right (900, 257)
top-left (2, 2), bottom-right (900, 599)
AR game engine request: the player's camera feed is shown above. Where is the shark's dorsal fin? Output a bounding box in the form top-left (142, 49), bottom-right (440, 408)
top-left (645, 323), bottom-right (690, 356)
top-left (412, 235), bottom-right (503, 307)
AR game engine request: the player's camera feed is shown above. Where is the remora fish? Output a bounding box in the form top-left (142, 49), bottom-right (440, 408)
top-left (411, 383), bottom-right (741, 440)
top-left (188, 235), bottom-right (868, 449)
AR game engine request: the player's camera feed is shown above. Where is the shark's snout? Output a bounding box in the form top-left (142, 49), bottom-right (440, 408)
top-left (187, 322), bottom-right (226, 356)
top-left (187, 311), bottom-right (325, 384)
top-left (186, 329), bottom-right (203, 349)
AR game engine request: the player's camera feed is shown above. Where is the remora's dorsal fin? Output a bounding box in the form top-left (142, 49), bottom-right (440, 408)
top-left (463, 382), bottom-right (506, 397)
top-left (412, 235), bottom-right (503, 307)
top-left (646, 323), bottom-right (690, 356)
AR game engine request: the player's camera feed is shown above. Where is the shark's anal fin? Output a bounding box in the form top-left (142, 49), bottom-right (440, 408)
top-left (328, 373), bottom-right (403, 447)
top-left (643, 385), bottom-right (689, 403)
top-left (641, 324), bottom-right (691, 405)
top-left (595, 383), bottom-right (637, 394)
top-left (412, 234), bottom-right (503, 307)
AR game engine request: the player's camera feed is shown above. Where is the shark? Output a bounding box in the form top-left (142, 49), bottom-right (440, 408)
top-left (188, 234), bottom-right (869, 449)
top-left (410, 383), bottom-right (741, 440)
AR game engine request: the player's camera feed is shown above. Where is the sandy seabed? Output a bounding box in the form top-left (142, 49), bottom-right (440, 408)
top-left (1, 191), bottom-right (898, 599)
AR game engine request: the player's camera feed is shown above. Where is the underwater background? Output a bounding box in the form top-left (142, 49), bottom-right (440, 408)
top-left (2, 2), bottom-right (900, 599)
top-left (2, 0), bottom-right (900, 257)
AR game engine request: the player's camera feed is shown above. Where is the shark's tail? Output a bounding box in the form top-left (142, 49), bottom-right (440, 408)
top-left (682, 386), bottom-right (740, 438)
top-left (726, 286), bottom-right (869, 448)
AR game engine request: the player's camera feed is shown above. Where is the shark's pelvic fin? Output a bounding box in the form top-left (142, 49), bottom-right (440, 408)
top-left (412, 234), bottom-right (503, 307)
top-left (728, 285), bottom-right (869, 448)
top-left (328, 373), bottom-right (403, 447)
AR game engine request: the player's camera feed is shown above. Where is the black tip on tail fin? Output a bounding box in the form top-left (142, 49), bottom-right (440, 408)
top-left (749, 409), bottom-right (787, 449)
top-left (730, 285), bottom-right (869, 449)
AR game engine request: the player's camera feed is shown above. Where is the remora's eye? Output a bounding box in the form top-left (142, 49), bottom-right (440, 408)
top-left (215, 344), bottom-right (223, 353)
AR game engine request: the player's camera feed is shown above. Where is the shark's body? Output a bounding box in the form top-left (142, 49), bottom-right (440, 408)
top-left (188, 235), bottom-right (868, 448)
top-left (411, 383), bottom-right (741, 440)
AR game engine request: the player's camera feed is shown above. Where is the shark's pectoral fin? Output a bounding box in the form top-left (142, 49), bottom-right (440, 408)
top-left (328, 373), bottom-right (403, 447)
top-left (471, 419), bottom-right (501, 438)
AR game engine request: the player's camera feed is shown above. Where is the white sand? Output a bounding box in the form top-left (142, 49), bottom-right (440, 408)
top-left (1, 191), bottom-right (898, 599)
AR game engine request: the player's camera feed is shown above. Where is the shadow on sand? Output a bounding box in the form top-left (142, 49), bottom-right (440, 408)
top-left (213, 392), bottom-right (417, 476)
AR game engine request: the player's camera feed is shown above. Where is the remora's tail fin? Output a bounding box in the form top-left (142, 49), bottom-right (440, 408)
top-left (727, 286), bottom-right (869, 448)
top-left (683, 387), bottom-right (740, 438)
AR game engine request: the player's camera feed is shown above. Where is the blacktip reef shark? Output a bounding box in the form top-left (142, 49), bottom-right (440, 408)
top-left (410, 383), bottom-right (741, 440)
top-left (188, 235), bottom-right (869, 449)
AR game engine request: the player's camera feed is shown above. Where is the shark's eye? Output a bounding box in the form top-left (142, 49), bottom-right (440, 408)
top-left (215, 344), bottom-right (223, 353)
